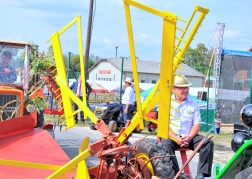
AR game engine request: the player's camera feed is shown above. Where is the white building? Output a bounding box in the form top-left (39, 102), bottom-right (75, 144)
top-left (88, 58), bottom-right (205, 87)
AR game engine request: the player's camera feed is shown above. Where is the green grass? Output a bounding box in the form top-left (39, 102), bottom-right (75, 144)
top-left (44, 114), bottom-right (89, 127)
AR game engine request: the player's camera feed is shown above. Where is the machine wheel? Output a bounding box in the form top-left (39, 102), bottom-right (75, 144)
top-left (89, 123), bottom-right (96, 130)
top-left (47, 129), bottom-right (55, 139)
top-left (36, 110), bottom-right (44, 128)
top-left (129, 138), bottom-right (175, 178)
top-left (89, 124), bottom-right (96, 130)
top-left (108, 120), bottom-right (117, 132)
top-left (133, 127), bottom-right (142, 133)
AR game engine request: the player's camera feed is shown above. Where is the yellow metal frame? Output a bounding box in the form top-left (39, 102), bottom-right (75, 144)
top-left (117, 0), bottom-right (209, 141)
top-left (45, 1), bottom-right (208, 178)
top-left (0, 1), bottom-right (209, 178)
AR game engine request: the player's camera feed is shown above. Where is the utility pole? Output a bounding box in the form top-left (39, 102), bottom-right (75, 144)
top-left (85, 0), bottom-right (94, 79)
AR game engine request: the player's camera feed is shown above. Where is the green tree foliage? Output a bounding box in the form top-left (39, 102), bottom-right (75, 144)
top-left (68, 54), bottom-right (95, 79)
top-left (184, 43), bottom-right (213, 75)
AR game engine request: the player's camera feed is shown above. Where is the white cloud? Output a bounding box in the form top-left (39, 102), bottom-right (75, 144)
top-left (224, 30), bottom-right (241, 39)
top-left (107, 0), bottom-right (122, 6)
top-left (103, 38), bottom-right (113, 47)
top-left (135, 33), bottom-right (160, 45)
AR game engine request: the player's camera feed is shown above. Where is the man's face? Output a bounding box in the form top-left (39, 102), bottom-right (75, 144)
top-left (2, 55), bottom-right (12, 65)
top-left (124, 81), bottom-right (130, 87)
top-left (173, 86), bottom-right (189, 101)
top-left (78, 76), bottom-right (82, 82)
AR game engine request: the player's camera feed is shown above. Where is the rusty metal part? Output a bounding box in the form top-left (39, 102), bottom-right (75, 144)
top-left (99, 145), bottom-right (130, 157)
top-left (128, 158), bottom-right (152, 179)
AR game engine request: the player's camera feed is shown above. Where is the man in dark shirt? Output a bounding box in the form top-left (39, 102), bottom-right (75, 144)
top-left (70, 75), bottom-right (92, 124)
top-left (0, 51), bottom-right (17, 83)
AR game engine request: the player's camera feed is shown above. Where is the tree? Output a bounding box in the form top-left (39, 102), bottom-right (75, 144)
top-left (68, 54), bottom-right (95, 79)
top-left (184, 43), bottom-right (213, 75)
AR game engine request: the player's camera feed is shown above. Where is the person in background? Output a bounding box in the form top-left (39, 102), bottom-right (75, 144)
top-left (161, 75), bottom-right (214, 179)
top-left (0, 51), bottom-right (17, 83)
top-left (70, 75), bottom-right (92, 124)
top-left (121, 77), bottom-right (135, 124)
top-left (106, 99), bottom-right (110, 106)
top-left (133, 91), bottom-right (137, 107)
top-left (214, 112), bottom-right (222, 134)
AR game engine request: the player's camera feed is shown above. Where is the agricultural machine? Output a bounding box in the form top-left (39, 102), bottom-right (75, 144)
top-left (215, 104), bottom-right (252, 179)
top-left (0, 0), bottom-right (210, 178)
top-left (89, 100), bottom-right (141, 133)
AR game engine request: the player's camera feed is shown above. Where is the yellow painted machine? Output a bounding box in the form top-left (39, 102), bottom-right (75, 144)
top-left (0, 0), bottom-right (209, 178)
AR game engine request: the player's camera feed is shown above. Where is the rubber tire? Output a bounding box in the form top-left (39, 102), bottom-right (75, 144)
top-left (108, 120), bottom-right (117, 132)
top-left (89, 124), bottom-right (96, 130)
top-left (47, 129), bottom-right (55, 139)
top-left (36, 110), bottom-right (45, 128)
top-left (129, 138), bottom-right (175, 178)
top-left (133, 127), bottom-right (142, 133)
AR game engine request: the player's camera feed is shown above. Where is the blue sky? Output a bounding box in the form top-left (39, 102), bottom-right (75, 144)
top-left (1, 0), bottom-right (251, 60)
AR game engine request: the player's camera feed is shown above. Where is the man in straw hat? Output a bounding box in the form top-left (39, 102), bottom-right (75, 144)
top-left (160, 75), bottom-right (214, 179)
top-left (121, 77), bottom-right (135, 124)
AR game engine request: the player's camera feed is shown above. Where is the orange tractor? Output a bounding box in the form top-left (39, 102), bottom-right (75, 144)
top-left (0, 1), bottom-right (209, 178)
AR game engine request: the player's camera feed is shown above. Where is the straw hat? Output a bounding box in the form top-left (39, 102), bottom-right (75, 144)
top-left (173, 75), bottom-right (192, 87)
top-left (124, 77), bottom-right (132, 84)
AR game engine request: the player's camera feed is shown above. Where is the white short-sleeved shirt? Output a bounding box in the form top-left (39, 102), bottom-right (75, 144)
top-left (76, 81), bottom-right (82, 96)
top-left (170, 95), bottom-right (201, 136)
top-left (122, 86), bottom-right (134, 105)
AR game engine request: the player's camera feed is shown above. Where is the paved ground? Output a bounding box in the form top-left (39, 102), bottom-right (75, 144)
top-left (54, 126), bottom-right (217, 178)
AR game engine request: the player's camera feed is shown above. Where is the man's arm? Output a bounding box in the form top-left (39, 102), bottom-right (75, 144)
top-left (69, 81), bottom-right (76, 90)
top-left (215, 119), bottom-right (222, 124)
top-left (180, 123), bottom-right (200, 147)
top-left (188, 123), bottom-right (200, 140)
top-left (169, 128), bottom-right (183, 146)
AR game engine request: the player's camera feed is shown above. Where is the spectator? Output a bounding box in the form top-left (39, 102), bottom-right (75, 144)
top-left (106, 99), bottom-right (110, 106)
top-left (161, 75), bottom-right (214, 179)
top-left (121, 77), bottom-right (135, 124)
top-left (0, 51), bottom-right (17, 83)
top-left (214, 112), bottom-right (222, 134)
top-left (70, 75), bottom-right (92, 124)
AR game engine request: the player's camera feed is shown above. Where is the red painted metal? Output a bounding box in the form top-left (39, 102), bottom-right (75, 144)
top-left (44, 107), bottom-right (64, 115)
top-left (176, 148), bottom-right (192, 179)
top-left (0, 116), bottom-right (75, 179)
top-left (157, 136), bottom-right (192, 179)
top-left (0, 116), bottom-right (35, 138)
top-left (145, 110), bottom-right (158, 130)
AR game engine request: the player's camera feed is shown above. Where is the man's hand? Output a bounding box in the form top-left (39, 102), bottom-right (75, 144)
top-left (3, 68), bottom-right (10, 74)
top-left (124, 109), bottom-right (128, 114)
top-left (180, 135), bottom-right (191, 147)
top-left (175, 137), bottom-right (184, 146)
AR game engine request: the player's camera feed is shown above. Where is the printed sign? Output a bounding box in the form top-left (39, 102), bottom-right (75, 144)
top-left (99, 70), bottom-right (111, 74)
